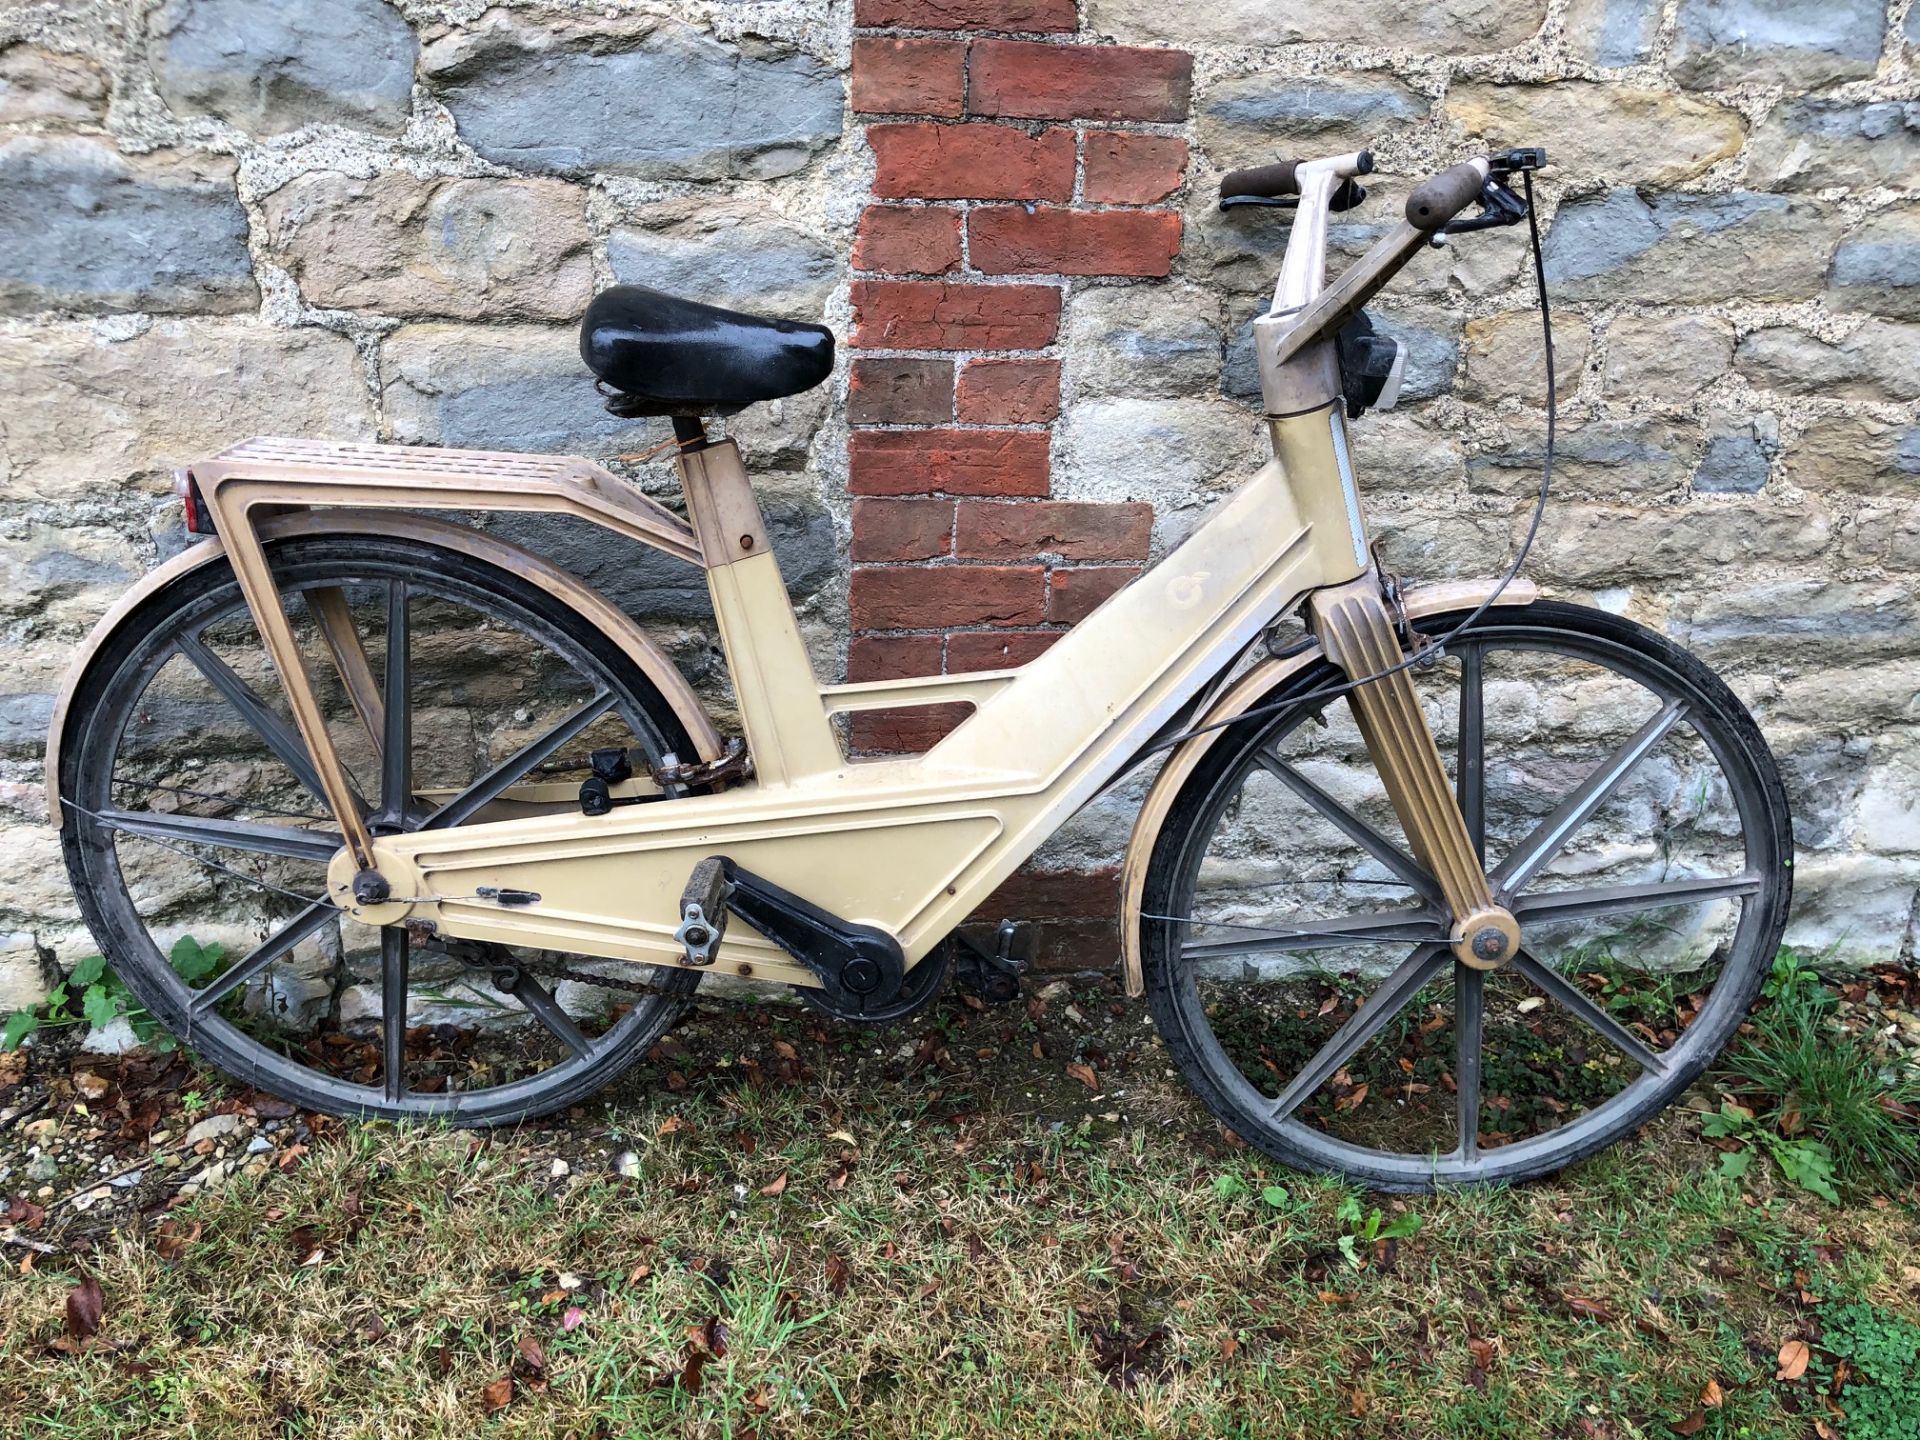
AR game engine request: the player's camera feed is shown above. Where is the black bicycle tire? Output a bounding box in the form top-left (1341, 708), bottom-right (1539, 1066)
top-left (59, 534), bottom-right (702, 1126)
top-left (1139, 599), bottom-right (1794, 1191)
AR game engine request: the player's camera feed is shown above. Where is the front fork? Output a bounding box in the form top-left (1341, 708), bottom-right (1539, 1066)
top-left (1307, 572), bottom-right (1519, 971)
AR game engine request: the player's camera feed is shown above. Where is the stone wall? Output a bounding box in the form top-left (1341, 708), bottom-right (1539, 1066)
top-left (0, 0), bottom-right (1916, 1002)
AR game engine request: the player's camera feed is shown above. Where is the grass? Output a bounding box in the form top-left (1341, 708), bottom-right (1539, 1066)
top-left (3, 1045), bottom-right (1917, 1438)
top-left (1719, 958), bottom-right (1920, 1198)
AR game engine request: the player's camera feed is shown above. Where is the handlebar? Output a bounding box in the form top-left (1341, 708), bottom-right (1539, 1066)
top-left (1226, 147), bottom-right (1547, 410)
top-left (1220, 151), bottom-right (1374, 210)
top-left (1218, 159), bottom-right (1301, 201)
top-left (1405, 159), bottom-right (1491, 231)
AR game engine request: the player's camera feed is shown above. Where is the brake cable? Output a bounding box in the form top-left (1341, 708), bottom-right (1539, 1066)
top-left (1138, 166), bottom-right (1557, 759)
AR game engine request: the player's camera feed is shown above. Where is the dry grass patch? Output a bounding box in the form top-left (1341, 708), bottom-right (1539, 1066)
top-left (4, 1022), bottom-right (1917, 1438)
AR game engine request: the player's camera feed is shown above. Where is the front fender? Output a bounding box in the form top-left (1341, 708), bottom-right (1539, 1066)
top-left (45, 510), bottom-right (720, 825)
top-left (1117, 578), bottom-right (1537, 996)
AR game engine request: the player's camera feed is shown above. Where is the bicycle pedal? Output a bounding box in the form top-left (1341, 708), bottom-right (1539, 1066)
top-left (952, 920), bottom-right (1030, 1005)
top-left (674, 855), bottom-right (732, 965)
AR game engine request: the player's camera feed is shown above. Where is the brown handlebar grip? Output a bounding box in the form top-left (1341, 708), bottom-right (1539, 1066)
top-left (1220, 160), bottom-right (1299, 201)
top-left (1405, 161), bottom-right (1487, 231)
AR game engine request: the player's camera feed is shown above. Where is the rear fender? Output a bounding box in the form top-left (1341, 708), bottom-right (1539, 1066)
top-left (1118, 579), bottom-right (1537, 996)
top-left (44, 510), bottom-right (719, 825)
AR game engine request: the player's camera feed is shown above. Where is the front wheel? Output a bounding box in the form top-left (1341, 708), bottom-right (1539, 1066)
top-left (1139, 600), bottom-right (1792, 1190)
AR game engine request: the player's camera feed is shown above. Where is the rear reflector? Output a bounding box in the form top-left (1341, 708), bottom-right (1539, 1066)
top-left (174, 468), bottom-right (214, 535)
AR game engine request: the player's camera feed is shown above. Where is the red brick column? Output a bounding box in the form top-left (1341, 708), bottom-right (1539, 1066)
top-left (846, 1), bottom-right (1192, 965)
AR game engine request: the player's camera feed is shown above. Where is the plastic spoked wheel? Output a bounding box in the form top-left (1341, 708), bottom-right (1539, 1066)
top-left (1140, 600), bottom-right (1792, 1190)
top-left (60, 535), bottom-right (700, 1124)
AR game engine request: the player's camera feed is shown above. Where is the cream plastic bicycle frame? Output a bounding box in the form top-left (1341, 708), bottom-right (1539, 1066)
top-left (323, 413), bottom-right (1370, 989)
top-left (166, 149), bottom-right (1424, 992)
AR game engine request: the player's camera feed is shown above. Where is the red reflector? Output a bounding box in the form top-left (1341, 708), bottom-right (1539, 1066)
top-left (175, 469), bottom-right (214, 535)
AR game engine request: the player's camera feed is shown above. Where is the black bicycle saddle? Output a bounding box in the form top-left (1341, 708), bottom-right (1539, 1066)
top-left (579, 285), bottom-right (835, 417)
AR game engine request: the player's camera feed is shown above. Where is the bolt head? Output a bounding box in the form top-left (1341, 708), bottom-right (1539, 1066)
top-left (1470, 926), bottom-right (1508, 962)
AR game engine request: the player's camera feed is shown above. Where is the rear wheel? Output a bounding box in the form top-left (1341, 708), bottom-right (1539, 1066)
top-left (60, 535), bottom-right (700, 1124)
top-left (1139, 600), bottom-right (1792, 1190)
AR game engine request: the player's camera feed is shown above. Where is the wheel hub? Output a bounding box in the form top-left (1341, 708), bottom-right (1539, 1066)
top-left (1452, 905), bottom-right (1520, 971)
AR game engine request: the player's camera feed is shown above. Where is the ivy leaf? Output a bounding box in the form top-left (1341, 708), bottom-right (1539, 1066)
top-left (1261, 1185), bottom-right (1290, 1209)
top-left (67, 954), bottom-right (107, 988)
top-left (1717, 1150), bottom-right (1751, 1180)
top-left (81, 984), bottom-right (120, 1031)
top-left (1, 1010), bottom-right (38, 1051)
top-left (1775, 1141), bottom-right (1840, 1204)
top-left (169, 936), bottom-right (221, 983)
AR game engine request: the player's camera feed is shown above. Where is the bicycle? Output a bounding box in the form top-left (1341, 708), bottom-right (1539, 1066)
top-left (47, 147), bottom-right (1792, 1190)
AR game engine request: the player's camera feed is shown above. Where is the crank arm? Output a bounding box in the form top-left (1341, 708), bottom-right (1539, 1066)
top-left (673, 856), bottom-right (909, 1018)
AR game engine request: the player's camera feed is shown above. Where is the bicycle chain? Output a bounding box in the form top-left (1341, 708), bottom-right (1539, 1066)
top-left (436, 937), bottom-right (686, 999)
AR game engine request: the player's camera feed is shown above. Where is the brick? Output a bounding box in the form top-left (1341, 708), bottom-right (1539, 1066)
top-left (851, 279), bottom-right (1061, 349)
top-left (852, 37), bottom-right (966, 116)
top-left (969, 40), bottom-right (1192, 122)
top-left (848, 428), bottom-right (1051, 496)
top-left (974, 864), bottom-right (1121, 920)
top-left (1048, 565), bottom-right (1139, 622)
top-left (850, 564), bottom-right (1047, 628)
top-left (853, 0), bottom-right (1078, 32)
top-left (869, 122), bottom-right (1074, 201)
top-left (1084, 133), bottom-right (1189, 204)
top-left (956, 357), bottom-right (1061, 423)
top-left (956, 500), bottom-right (1152, 561)
top-left (968, 207), bottom-right (1182, 276)
top-left (851, 497), bottom-right (955, 562)
top-left (847, 633), bottom-right (943, 680)
top-left (853, 205), bottom-right (962, 275)
top-left (848, 356), bottom-right (954, 424)
top-left (849, 706), bottom-right (969, 755)
top-left (1018, 917), bottom-right (1120, 970)
top-left (947, 630), bottom-right (1060, 670)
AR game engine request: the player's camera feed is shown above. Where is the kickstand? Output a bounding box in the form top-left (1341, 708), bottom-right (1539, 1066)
top-left (951, 920), bottom-right (1032, 1005)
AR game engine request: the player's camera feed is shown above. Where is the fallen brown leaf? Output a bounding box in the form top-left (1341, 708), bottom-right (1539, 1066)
top-left (1776, 1339), bottom-right (1810, 1382)
top-left (1700, 1378), bottom-right (1724, 1408)
top-left (759, 1172), bottom-right (788, 1197)
top-left (65, 1275), bottom-right (103, 1340)
top-left (480, 1376), bottom-right (513, 1413)
top-left (1066, 1062), bottom-right (1098, 1091)
top-left (825, 1253), bottom-right (850, 1296)
top-left (1671, 1408), bottom-right (1705, 1435)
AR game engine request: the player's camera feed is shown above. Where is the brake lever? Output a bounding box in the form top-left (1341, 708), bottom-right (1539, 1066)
top-left (1218, 180), bottom-right (1368, 214)
top-left (1436, 176), bottom-right (1529, 236)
